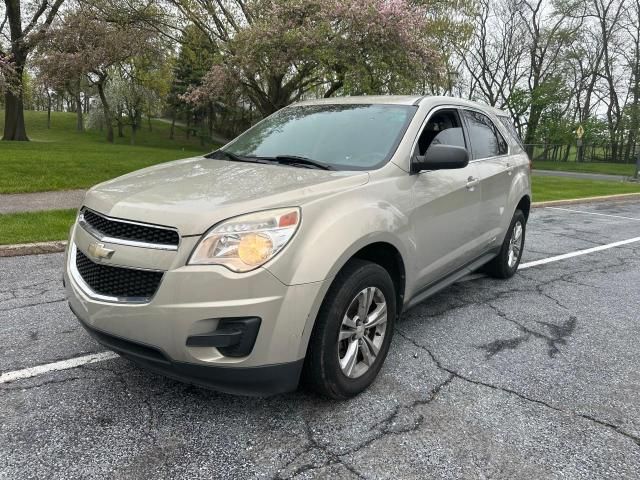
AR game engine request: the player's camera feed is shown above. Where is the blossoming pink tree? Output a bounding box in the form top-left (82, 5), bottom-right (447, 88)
top-left (0, 55), bottom-right (16, 94)
top-left (174, 0), bottom-right (463, 115)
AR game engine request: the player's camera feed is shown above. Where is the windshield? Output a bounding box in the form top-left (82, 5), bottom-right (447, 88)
top-left (223, 104), bottom-right (417, 170)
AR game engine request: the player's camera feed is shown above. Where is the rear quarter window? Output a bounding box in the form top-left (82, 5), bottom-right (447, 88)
top-left (498, 116), bottom-right (524, 149)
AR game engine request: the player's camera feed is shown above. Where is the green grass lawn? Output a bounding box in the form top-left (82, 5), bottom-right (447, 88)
top-left (0, 209), bottom-right (76, 245)
top-left (533, 160), bottom-right (637, 177)
top-left (532, 176), bottom-right (640, 202)
top-left (0, 110), bottom-right (213, 193)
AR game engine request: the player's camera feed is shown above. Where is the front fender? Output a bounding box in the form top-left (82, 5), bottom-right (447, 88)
top-left (264, 193), bottom-right (413, 288)
top-left (263, 190), bottom-right (413, 360)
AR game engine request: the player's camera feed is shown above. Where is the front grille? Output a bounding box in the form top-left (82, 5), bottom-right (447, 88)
top-left (75, 250), bottom-right (163, 299)
top-left (81, 209), bottom-right (179, 247)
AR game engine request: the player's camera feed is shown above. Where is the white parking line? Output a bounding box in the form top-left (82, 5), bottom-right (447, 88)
top-left (520, 236), bottom-right (640, 269)
top-left (546, 206), bottom-right (640, 221)
top-left (0, 351), bottom-right (119, 384)
top-left (3, 236), bottom-right (640, 385)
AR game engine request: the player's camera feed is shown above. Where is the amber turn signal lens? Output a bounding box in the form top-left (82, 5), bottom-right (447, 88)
top-left (237, 233), bottom-right (274, 266)
top-left (278, 210), bottom-right (299, 227)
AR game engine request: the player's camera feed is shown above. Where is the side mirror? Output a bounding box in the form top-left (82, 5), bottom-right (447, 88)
top-left (412, 144), bottom-right (469, 173)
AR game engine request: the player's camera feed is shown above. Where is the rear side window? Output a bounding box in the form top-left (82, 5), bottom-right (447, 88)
top-left (498, 116), bottom-right (524, 149)
top-left (461, 110), bottom-right (508, 159)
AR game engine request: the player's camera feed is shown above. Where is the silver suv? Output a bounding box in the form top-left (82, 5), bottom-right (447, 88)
top-left (64, 96), bottom-right (531, 398)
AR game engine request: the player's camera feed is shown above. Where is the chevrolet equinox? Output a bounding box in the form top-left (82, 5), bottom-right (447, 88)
top-left (64, 96), bottom-right (531, 399)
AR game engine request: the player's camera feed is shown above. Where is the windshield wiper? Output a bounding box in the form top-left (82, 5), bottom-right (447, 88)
top-left (206, 149), bottom-right (251, 163)
top-left (267, 155), bottom-right (334, 171)
top-left (208, 151), bottom-right (334, 170)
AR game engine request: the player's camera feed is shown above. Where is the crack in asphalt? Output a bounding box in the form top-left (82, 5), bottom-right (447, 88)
top-left (274, 376), bottom-right (456, 479)
top-left (394, 329), bottom-right (640, 449)
top-left (0, 298), bottom-right (66, 312)
top-left (484, 303), bottom-right (576, 358)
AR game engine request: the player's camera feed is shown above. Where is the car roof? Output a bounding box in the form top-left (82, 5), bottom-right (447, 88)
top-left (294, 95), bottom-right (424, 106)
top-left (292, 95), bottom-right (510, 116)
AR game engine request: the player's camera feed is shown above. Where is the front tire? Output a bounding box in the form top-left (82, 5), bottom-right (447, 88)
top-left (484, 209), bottom-right (526, 279)
top-left (303, 259), bottom-right (396, 399)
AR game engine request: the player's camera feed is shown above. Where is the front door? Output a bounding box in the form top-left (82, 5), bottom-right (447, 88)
top-left (410, 108), bottom-right (483, 289)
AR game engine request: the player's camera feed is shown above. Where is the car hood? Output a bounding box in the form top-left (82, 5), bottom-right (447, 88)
top-left (83, 156), bottom-right (369, 235)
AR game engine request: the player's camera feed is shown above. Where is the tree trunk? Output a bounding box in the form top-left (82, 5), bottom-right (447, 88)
top-left (3, 88), bottom-right (29, 141)
top-left (208, 103), bottom-right (214, 138)
top-left (148, 115), bottom-right (152, 132)
top-left (76, 91), bottom-right (84, 132)
top-left (116, 106), bottom-right (124, 138)
top-left (47, 93), bottom-right (52, 129)
top-left (2, 55), bottom-right (28, 141)
top-left (96, 81), bottom-right (114, 143)
top-left (523, 104), bottom-right (542, 158)
top-left (169, 113), bottom-right (176, 140)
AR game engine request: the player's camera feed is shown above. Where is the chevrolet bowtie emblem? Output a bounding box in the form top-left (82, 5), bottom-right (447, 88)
top-left (87, 242), bottom-right (115, 260)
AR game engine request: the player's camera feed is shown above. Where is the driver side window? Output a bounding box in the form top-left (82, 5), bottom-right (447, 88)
top-left (417, 109), bottom-right (466, 156)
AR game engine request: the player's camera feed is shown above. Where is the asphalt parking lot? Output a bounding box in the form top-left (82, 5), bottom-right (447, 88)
top-left (2, 199), bottom-right (640, 479)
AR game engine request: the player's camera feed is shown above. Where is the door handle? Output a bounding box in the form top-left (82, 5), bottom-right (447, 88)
top-left (466, 176), bottom-right (480, 190)
top-left (506, 162), bottom-right (514, 175)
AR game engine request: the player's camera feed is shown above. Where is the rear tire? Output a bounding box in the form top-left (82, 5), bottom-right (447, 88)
top-left (303, 259), bottom-right (396, 399)
top-left (484, 209), bottom-right (526, 279)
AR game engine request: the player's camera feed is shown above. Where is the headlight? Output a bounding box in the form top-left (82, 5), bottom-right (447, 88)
top-left (189, 208), bottom-right (301, 272)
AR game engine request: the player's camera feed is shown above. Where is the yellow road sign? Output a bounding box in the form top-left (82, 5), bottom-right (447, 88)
top-left (576, 125), bottom-right (584, 139)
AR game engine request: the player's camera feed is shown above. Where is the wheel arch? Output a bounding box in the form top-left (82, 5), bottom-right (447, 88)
top-left (516, 194), bottom-right (531, 221)
top-left (348, 242), bottom-right (406, 315)
top-left (296, 236), bottom-right (409, 360)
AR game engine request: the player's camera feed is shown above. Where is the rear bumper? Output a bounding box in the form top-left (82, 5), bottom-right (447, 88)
top-left (71, 303), bottom-right (304, 396)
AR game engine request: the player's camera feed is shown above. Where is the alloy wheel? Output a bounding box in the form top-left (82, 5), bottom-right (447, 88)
top-left (337, 287), bottom-right (388, 379)
top-left (507, 220), bottom-right (524, 268)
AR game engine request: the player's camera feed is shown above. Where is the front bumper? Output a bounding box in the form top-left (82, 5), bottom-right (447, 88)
top-left (71, 304), bottom-right (303, 396)
top-left (64, 233), bottom-right (326, 396)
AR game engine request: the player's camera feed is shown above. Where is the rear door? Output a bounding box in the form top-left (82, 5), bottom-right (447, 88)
top-left (460, 109), bottom-right (511, 249)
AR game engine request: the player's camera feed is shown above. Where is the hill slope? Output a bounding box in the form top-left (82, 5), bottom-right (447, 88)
top-left (0, 110), bottom-right (213, 193)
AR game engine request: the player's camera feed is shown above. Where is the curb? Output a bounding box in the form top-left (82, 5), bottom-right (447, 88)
top-left (0, 240), bottom-right (67, 258)
top-left (532, 192), bottom-right (640, 208)
top-left (1, 192), bottom-right (639, 258)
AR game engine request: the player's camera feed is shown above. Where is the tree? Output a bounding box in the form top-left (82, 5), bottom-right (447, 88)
top-left (458, 0), bottom-right (527, 107)
top-left (38, 7), bottom-right (159, 142)
top-left (170, 0), bottom-right (459, 116)
top-left (624, 0), bottom-right (640, 166)
top-left (1, 0), bottom-right (65, 140)
top-left (107, 56), bottom-right (172, 144)
top-left (590, 0), bottom-right (626, 162)
top-left (519, 0), bottom-right (582, 154)
top-left (167, 24), bottom-right (218, 138)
